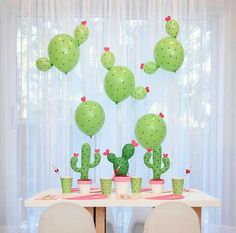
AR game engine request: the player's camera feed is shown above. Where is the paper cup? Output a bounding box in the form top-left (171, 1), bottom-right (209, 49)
top-left (100, 178), bottom-right (112, 195)
top-left (172, 178), bottom-right (184, 195)
top-left (60, 177), bottom-right (73, 193)
top-left (131, 177), bottom-right (142, 193)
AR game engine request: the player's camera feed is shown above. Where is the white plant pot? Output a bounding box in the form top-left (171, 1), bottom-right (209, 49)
top-left (150, 179), bottom-right (164, 194)
top-left (113, 176), bottom-right (131, 194)
top-left (78, 179), bottom-right (92, 194)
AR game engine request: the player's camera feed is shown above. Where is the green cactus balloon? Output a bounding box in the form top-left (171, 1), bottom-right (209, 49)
top-left (135, 113), bottom-right (167, 149)
top-left (74, 21), bottom-right (89, 45)
top-left (36, 57), bottom-right (52, 71)
top-left (141, 16), bottom-right (184, 74)
top-left (131, 86), bottom-right (150, 100)
top-left (101, 47), bottom-right (115, 69)
top-left (144, 145), bottom-right (170, 180)
top-left (36, 21), bottom-right (89, 74)
top-left (104, 140), bottom-right (138, 176)
top-left (70, 143), bottom-right (101, 180)
top-left (75, 96), bottom-right (105, 137)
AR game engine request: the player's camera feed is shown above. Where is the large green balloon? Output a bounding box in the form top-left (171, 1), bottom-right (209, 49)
top-left (48, 34), bottom-right (79, 74)
top-left (36, 57), bottom-right (52, 71)
top-left (135, 114), bottom-right (167, 148)
top-left (75, 100), bottom-right (105, 137)
top-left (154, 37), bottom-right (184, 72)
top-left (131, 87), bottom-right (148, 100)
top-left (104, 66), bottom-right (135, 104)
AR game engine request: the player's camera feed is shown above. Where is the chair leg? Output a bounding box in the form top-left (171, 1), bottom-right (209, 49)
top-left (192, 207), bottom-right (202, 232)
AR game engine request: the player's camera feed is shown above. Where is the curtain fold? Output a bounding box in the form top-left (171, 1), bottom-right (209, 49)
top-left (0, 0), bottom-right (235, 233)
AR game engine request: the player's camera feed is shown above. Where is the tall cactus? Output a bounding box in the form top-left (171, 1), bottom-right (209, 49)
top-left (104, 140), bottom-right (138, 176)
top-left (70, 143), bottom-right (101, 180)
top-left (144, 144), bottom-right (170, 180)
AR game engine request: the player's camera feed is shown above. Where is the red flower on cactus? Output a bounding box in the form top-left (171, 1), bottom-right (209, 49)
top-left (81, 21), bottom-right (87, 25)
top-left (81, 96), bottom-right (86, 102)
top-left (163, 153), bottom-right (168, 158)
top-left (147, 148), bottom-right (153, 152)
top-left (73, 153), bottom-right (79, 157)
top-left (165, 16), bottom-right (171, 22)
top-left (145, 86), bottom-right (150, 93)
top-left (186, 169), bottom-right (191, 174)
top-left (140, 63), bottom-right (144, 69)
top-left (95, 149), bottom-right (100, 153)
top-left (103, 149), bottom-right (110, 156)
top-left (131, 140), bottom-right (139, 147)
top-left (104, 47), bottom-right (110, 52)
top-left (159, 112), bottom-right (164, 118)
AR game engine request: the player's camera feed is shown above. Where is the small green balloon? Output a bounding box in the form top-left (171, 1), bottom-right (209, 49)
top-left (36, 57), bottom-right (52, 71)
top-left (154, 37), bottom-right (184, 72)
top-left (165, 19), bottom-right (179, 38)
top-left (135, 113), bottom-right (167, 148)
top-left (75, 100), bottom-right (105, 137)
top-left (74, 24), bottom-right (89, 45)
top-left (144, 61), bottom-right (158, 74)
top-left (104, 66), bottom-right (135, 104)
top-left (101, 51), bottom-right (115, 69)
top-left (131, 87), bottom-right (148, 100)
top-left (48, 34), bottom-right (79, 73)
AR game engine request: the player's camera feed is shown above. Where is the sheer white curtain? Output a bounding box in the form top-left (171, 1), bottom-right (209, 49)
top-left (0, 0), bottom-right (236, 233)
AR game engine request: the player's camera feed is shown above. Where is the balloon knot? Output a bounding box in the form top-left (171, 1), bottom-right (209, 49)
top-left (81, 96), bottom-right (86, 102)
top-left (81, 21), bottom-right (87, 25)
top-left (145, 86), bottom-right (150, 93)
top-left (147, 148), bottom-right (153, 152)
top-left (159, 112), bottom-right (164, 118)
top-left (140, 63), bottom-right (144, 69)
top-left (131, 140), bottom-right (139, 147)
top-left (163, 153), bottom-right (168, 158)
top-left (104, 47), bottom-right (110, 52)
top-left (73, 153), bottom-right (79, 157)
top-left (165, 16), bottom-right (171, 22)
top-left (103, 149), bottom-right (110, 156)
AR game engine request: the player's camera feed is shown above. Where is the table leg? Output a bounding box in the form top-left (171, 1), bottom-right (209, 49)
top-left (192, 207), bottom-right (202, 232)
top-left (95, 207), bottom-right (106, 233)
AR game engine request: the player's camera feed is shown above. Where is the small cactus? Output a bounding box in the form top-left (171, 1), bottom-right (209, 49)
top-left (144, 145), bottom-right (170, 179)
top-left (70, 143), bottom-right (101, 180)
top-left (104, 140), bottom-right (138, 176)
top-left (141, 16), bottom-right (184, 74)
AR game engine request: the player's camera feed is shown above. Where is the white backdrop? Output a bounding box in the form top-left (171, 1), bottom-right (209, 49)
top-left (0, 0), bottom-right (236, 233)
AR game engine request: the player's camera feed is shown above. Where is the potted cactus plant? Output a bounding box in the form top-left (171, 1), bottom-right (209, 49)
top-left (103, 140), bottom-right (138, 194)
top-left (70, 143), bottom-right (101, 194)
top-left (144, 146), bottom-right (170, 193)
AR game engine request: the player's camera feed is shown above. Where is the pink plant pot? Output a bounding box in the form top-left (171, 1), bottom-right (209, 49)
top-left (77, 179), bottom-right (92, 194)
top-left (113, 176), bottom-right (131, 194)
top-left (149, 179), bottom-right (164, 194)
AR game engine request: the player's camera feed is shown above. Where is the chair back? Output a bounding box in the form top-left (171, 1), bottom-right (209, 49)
top-left (143, 202), bottom-right (200, 233)
top-left (38, 202), bottom-right (96, 233)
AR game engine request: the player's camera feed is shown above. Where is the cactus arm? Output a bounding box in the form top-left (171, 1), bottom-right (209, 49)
top-left (107, 153), bottom-right (117, 164)
top-left (122, 144), bottom-right (135, 160)
top-left (161, 157), bottom-right (170, 174)
top-left (144, 152), bottom-right (154, 169)
top-left (89, 152), bottom-right (101, 168)
top-left (70, 156), bottom-right (81, 173)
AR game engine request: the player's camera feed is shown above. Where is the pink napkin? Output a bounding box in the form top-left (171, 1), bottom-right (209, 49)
top-left (71, 187), bottom-right (101, 193)
top-left (145, 194), bottom-right (184, 200)
top-left (141, 187), bottom-right (152, 192)
top-left (63, 194), bottom-right (108, 200)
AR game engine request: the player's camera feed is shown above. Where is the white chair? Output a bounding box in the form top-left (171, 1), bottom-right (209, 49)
top-left (38, 202), bottom-right (96, 233)
top-left (143, 202), bottom-right (200, 233)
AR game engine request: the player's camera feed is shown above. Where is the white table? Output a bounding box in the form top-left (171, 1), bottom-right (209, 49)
top-left (25, 189), bottom-right (220, 233)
